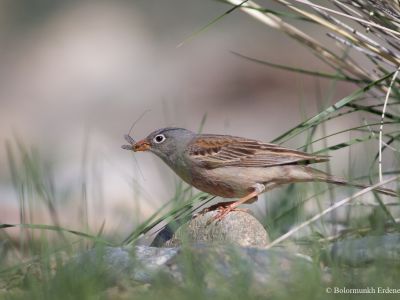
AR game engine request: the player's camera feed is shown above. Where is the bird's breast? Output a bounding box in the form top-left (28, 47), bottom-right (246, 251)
top-left (186, 166), bottom-right (255, 198)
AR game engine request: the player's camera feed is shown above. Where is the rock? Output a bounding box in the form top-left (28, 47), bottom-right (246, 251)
top-left (56, 246), bottom-right (179, 286)
top-left (327, 233), bottom-right (400, 266)
top-left (55, 212), bottom-right (312, 296)
top-left (160, 210), bottom-right (269, 248)
top-left (59, 244), bottom-right (313, 294)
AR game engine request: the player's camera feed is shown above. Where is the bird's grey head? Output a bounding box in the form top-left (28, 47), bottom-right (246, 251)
top-left (133, 127), bottom-right (195, 164)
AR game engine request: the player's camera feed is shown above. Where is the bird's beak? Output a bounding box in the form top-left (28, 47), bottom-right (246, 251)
top-left (133, 139), bottom-right (150, 152)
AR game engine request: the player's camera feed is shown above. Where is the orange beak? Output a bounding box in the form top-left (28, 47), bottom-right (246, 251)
top-left (133, 139), bottom-right (151, 152)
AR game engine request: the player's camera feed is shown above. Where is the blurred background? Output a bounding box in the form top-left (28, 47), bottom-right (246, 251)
top-left (0, 0), bottom-right (376, 239)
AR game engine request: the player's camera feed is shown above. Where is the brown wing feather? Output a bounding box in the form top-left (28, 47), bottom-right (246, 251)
top-left (186, 134), bottom-right (329, 169)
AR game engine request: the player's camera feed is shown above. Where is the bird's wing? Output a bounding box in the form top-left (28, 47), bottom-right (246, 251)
top-left (186, 134), bottom-right (329, 169)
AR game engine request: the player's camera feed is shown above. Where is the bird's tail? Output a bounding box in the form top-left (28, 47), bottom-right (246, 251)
top-left (308, 167), bottom-right (398, 197)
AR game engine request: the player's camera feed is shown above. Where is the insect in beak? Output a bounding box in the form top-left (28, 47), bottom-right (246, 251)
top-left (121, 134), bottom-right (150, 152)
top-left (121, 110), bottom-right (151, 151)
top-left (121, 134), bottom-right (136, 151)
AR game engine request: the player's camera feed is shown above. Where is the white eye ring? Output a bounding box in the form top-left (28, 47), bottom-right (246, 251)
top-left (153, 134), bottom-right (166, 144)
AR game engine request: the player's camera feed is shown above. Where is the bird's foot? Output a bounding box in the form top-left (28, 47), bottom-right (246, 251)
top-left (195, 201), bottom-right (236, 217)
top-left (205, 204), bottom-right (249, 225)
top-left (208, 206), bottom-right (233, 224)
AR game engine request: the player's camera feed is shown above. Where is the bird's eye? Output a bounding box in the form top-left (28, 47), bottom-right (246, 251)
top-left (153, 134), bottom-right (166, 144)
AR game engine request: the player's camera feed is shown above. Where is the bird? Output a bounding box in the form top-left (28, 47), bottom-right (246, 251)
top-left (122, 127), bottom-right (397, 222)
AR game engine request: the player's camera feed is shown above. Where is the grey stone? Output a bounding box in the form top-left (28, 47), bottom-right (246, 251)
top-left (60, 245), bottom-right (179, 285)
top-left (162, 210), bottom-right (269, 248)
top-left (62, 244), bottom-right (313, 291)
top-left (57, 211), bottom-right (312, 295)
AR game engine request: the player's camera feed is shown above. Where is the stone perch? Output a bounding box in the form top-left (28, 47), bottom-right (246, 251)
top-left (157, 210), bottom-right (269, 248)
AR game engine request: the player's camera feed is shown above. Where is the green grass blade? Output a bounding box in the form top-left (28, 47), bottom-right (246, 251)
top-left (231, 51), bottom-right (368, 83)
top-left (303, 121), bottom-right (398, 148)
top-left (216, 0), bottom-right (316, 21)
top-left (345, 102), bottom-right (400, 121)
top-left (313, 134), bottom-right (375, 154)
top-left (0, 223), bottom-right (112, 245)
top-left (177, 0), bottom-right (249, 48)
top-left (122, 192), bottom-right (212, 245)
top-left (272, 72), bottom-right (395, 144)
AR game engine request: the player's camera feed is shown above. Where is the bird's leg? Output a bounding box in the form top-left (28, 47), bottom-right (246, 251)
top-left (208, 183), bottom-right (265, 224)
top-left (196, 201), bottom-right (237, 216)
